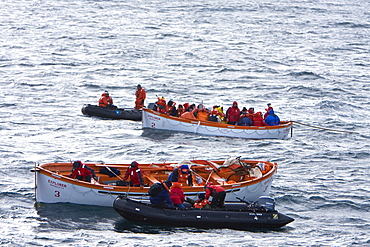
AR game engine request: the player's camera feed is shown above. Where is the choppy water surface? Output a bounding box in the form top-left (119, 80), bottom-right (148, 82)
top-left (1, 0), bottom-right (369, 246)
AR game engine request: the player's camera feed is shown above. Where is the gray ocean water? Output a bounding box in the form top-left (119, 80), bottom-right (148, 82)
top-left (1, 0), bottom-right (370, 246)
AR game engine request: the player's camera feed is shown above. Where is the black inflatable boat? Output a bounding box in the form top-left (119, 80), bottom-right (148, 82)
top-left (113, 196), bottom-right (294, 229)
top-left (81, 104), bottom-right (142, 121)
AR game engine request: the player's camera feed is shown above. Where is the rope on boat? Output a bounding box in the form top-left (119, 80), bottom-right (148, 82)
top-left (291, 121), bottom-right (359, 134)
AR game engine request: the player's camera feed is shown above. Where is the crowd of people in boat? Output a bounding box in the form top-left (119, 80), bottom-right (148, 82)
top-left (70, 160), bottom-right (225, 209)
top-left (153, 97), bottom-right (281, 126)
top-left (96, 85), bottom-right (280, 126)
top-left (148, 164), bottom-right (226, 209)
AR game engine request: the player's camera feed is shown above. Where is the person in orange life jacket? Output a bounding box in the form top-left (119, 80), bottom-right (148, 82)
top-left (246, 107), bottom-right (255, 125)
top-left (166, 100), bottom-right (178, 116)
top-left (170, 182), bottom-right (186, 209)
top-left (98, 91), bottom-right (114, 107)
top-left (123, 161), bottom-right (144, 187)
top-left (193, 193), bottom-right (211, 209)
top-left (180, 106), bottom-right (197, 120)
top-left (253, 112), bottom-right (268, 126)
top-left (264, 103), bottom-right (273, 119)
top-left (204, 182), bottom-right (226, 209)
top-left (134, 84), bottom-right (146, 109)
top-left (155, 96), bottom-right (167, 113)
top-left (177, 104), bottom-right (185, 117)
top-left (226, 101), bottom-right (241, 125)
top-left (209, 105), bottom-right (220, 122)
top-left (264, 109), bottom-right (281, 126)
top-left (238, 107), bottom-right (253, 126)
top-left (168, 164), bottom-right (193, 186)
top-left (70, 161), bottom-right (96, 182)
top-left (183, 103), bottom-right (190, 111)
top-left (195, 104), bottom-right (209, 121)
top-left (149, 180), bottom-right (174, 207)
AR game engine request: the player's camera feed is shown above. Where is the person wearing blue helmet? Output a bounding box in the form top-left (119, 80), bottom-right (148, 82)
top-left (167, 164), bottom-right (193, 186)
top-left (264, 109), bottom-right (281, 126)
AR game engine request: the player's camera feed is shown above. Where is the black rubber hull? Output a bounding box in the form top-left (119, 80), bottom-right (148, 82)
top-left (81, 104), bottom-right (142, 121)
top-left (113, 197), bottom-right (294, 229)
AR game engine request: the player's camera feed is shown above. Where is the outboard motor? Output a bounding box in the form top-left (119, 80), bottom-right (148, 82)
top-left (256, 196), bottom-right (276, 212)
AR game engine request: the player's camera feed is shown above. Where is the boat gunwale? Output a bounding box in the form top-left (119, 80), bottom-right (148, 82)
top-left (35, 160), bottom-right (278, 192)
top-left (143, 108), bottom-right (292, 130)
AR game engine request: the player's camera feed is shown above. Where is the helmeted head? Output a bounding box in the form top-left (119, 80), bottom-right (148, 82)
top-left (137, 84), bottom-right (141, 89)
top-left (180, 164), bottom-right (189, 174)
top-left (103, 90), bottom-right (109, 96)
top-left (233, 101), bottom-right (238, 107)
top-left (248, 107), bottom-right (254, 114)
top-left (72, 161), bottom-right (82, 169)
top-left (131, 161), bottom-right (139, 167)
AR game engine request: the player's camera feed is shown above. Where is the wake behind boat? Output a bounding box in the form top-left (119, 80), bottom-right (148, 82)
top-left (81, 104), bottom-right (142, 121)
top-left (113, 196), bottom-right (294, 229)
top-left (32, 157), bottom-right (277, 207)
top-left (142, 108), bottom-right (293, 139)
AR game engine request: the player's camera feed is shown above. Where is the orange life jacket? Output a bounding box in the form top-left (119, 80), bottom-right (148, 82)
top-left (99, 95), bottom-right (113, 107)
top-left (156, 98), bottom-right (167, 113)
top-left (197, 110), bottom-right (209, 121)
top-left (177, 173), bottom-right (189, 184)
top-left (135, 88), bottom-right (146, 109)
top-left (181, 111), bottom-right (196, 120)
top-left (193, 199), bottom-right (210, 208)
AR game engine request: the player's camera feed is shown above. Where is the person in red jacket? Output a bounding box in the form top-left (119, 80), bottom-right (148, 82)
top-left (98, 91), bottom-right (114, 107)
top-left (135, 84), bottom-right (146, 109)
top-left (204, 182), bottom-right (226, 208)
top-left (264, 103), bottom-right (273, 119)
top-left (123, 161), bottom-right (144, 187)
top-left (226, 101), bottom-right (240, 125)
top-left (170, 182), bottom-right (186, 208)
top-left (253, 112), bottom-right (268, 126)
top-left (70, 161), bottom-right (96, 182)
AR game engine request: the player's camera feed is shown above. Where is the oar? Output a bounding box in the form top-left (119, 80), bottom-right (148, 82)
top-left (100, 163), bottom-right (125, 182)
top-left (205, 170), bottom-right (214, 185)
top-left (291, 121), bottom-right (359, 134)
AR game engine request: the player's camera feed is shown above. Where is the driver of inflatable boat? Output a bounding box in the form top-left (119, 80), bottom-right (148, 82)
top-left (149, 180), bottom-right (174, 207)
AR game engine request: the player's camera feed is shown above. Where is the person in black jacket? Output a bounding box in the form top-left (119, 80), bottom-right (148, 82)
top-left (149, 180), bottom-right (174, 207)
